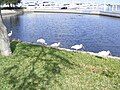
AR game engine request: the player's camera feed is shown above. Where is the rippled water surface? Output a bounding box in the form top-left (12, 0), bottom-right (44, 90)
top-left (3, 13), bottom-right (120, 56)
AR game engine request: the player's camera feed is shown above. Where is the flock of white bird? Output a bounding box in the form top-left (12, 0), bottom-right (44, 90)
top-left (36, 38), bottom-right (111, 57)
top-left (7, 31), bottom-right (112, 57)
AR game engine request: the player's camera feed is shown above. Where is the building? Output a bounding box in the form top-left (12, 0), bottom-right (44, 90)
top-left (20, 0), bottom-right (120, 11)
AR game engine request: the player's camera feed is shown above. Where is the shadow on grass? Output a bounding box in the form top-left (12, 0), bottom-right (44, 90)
top-left (10, 41), bottom-right (19, 53)
top-left (95, 56), bottom-right (104, 59)
top-left (3, 45), bottom-right (76, 90)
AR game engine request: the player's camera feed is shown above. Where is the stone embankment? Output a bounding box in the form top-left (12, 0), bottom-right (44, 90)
top-left (24, 9), bottom-right (120, 18)
top-left (1, 10), bottom-right (24, 17)
top-left (2, 9), bottom-right (120, 18)
top-left (57, 47), bottom-right (120, 60)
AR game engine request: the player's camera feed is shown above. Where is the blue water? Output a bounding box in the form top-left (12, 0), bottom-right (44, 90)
top-left (3, 13), bottom-right (120, 56)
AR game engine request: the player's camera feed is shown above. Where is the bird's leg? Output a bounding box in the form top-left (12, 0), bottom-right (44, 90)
top-left (82, 46), bottom-right (85, 51)
top-left (109, 52), bottom-right (112, 56)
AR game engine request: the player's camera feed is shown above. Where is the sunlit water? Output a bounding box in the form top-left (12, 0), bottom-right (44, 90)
top-left (3, 13), bottom-right (120, 56)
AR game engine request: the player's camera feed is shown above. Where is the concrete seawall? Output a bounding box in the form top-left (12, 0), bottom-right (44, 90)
top-left (1, 10), bottom-right (24, 17)
top-left (24, 9), bottom-right (120, 18)
top-left (1, 9), bottom-right (120, 18)
top-left (99, 11), bottom-right (120, 18)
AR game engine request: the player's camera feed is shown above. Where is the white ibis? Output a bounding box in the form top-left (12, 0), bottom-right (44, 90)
top-left (50, 42), bottom-right (60, 47)
top-left (98, 50), bottom-right (111, 57)
top-left (8, 31), bottom-right (12, 37)
top-left (71, 44), bottom-right (84, 51)
top-left (37, 38), bottom-right (47, 45)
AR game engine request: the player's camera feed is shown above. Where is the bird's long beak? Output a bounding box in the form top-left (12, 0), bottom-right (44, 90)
top-left (83, 46), bottom-right (85, 50)
top-left (59, 43), bottom-right (61, 47)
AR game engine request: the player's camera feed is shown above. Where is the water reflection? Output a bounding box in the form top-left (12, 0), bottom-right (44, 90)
top-left (3, 13), bottom-right (120, 56)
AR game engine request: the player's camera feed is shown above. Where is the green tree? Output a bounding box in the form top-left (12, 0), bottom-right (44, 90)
top-left (3, 0), bottom-right (21, 7)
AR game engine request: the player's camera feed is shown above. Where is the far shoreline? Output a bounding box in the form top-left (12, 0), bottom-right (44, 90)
top-left (1, 10), bottom-right (24, 17)
top-left (1, 9), bottom-right (120, 18)
top-left (24, 9), bottom-right (120, 18)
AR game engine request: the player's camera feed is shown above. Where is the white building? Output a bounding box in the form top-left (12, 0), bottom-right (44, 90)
top-left (21, 0), bottom-right (58, 9)
top-left (20, 0), bottom-right (120, 11)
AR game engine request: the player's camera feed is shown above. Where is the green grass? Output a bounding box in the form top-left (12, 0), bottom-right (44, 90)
top-left (0, 41), bottom-right (120, 90)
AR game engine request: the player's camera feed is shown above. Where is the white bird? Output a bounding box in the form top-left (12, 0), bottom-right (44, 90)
top-left (71, 44), bottom-right (84, 51)
top-left (50, 42), bottom-right (60, 47)
top-left (8, 31), bottom-right (12, 37)
top-left (37, 38), bottom-right (47, 45)
top-left (98, 50), bottom-right (111, 57)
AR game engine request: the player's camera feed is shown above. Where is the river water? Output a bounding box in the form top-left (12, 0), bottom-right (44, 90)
top-left (3, 13), bottom-right (120, 56)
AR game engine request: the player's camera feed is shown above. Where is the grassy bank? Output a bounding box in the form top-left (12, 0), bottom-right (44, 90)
top-left (0, 41), bottom-right (120, 90)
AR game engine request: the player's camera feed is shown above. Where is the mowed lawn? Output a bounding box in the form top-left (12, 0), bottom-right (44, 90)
top-left (0, 41), bottom-right (120, 90)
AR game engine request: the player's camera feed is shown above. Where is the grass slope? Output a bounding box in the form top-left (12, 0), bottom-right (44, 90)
top-left (0, 41), bottom-right (120, 90)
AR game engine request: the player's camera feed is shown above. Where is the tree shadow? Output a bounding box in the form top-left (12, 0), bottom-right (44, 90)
top-left (10, 41), bottom-right (19, 53)
top-left (3, 46), bottom-right (78, 90)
